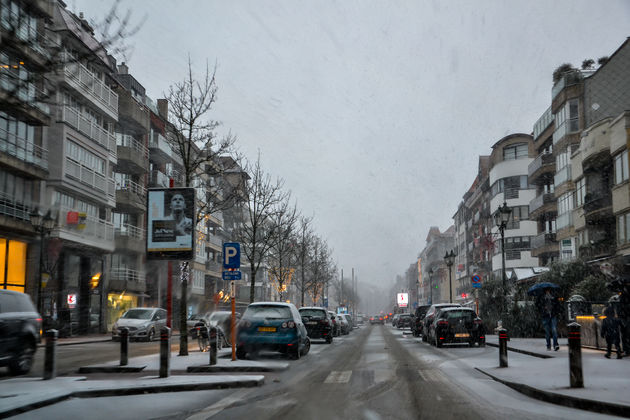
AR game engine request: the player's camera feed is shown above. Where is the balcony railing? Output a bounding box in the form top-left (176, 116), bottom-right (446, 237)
top-left (57, 206), bottom-right (115, 244)
top-left (115, 179), bottom-right (147, 198)
top-left (205, 260), bottom-right (222, 272)
top-left (149, 169), bottom-right (169, 187)
top-left (117, 134), bottom-right (148, 158)
top-left (208, 234), bottom-right (223, 248)
top-left (65, 157), bottom-right (108, 193)
top-left (531, 232), bottom-right (556, 249)
top-left (554, 164), bottom-right (572, 187)
top-left (583, 192), bottom-right (612, 215)
top-left (529, 193), bottom-right (556, 214)
top-left (0, 191), bottom-right (33, 221)
top-left (0, 132), bottom-right (48, 170)
top-left (528, 152), bottom-right (555, 178)
top-left (556, 211), bottom-right (574, 230)
top-left (115, 223), bottom-right (145, 240)
top-left (579, 241), bottom-right (615, 261)
top-left (110, 267), bottom-right (146, 283)
top-left (61, 54), bottom-right (118, 114)
top-left (60, 106), bottom-right (116, 157)
top-left (149, 132), bottom-right (182, 164)
top-left (533, 107), bottom-right (554, 140)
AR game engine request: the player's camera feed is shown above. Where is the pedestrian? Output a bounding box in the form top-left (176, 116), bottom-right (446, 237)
top-left (537, 288), bottom-right (561, 351)
top-left (601, 306), bottom-right (623, 359)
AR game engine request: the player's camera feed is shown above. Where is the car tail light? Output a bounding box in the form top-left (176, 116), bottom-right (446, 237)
top-left (287, 321), bottom-right (296, 328)
top-left (282, 322), bottom-right (288, 328)
top-left (439, 337), bottom-right (445, 340)
top-left (437, 320), bottom-right (449, 327)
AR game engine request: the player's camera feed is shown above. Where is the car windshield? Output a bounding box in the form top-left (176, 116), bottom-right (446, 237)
top-left (121, 309), bottom-right (153, 320)
top-left (243, 305), bottom-right (292, 320)
top-left (299, 309), bottom-right (326, 318)
top-left (443, 310), bottom-right (474, 321)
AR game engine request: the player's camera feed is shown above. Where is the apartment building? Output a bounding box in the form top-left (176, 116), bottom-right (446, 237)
top-left (489, 134), bottom-right (538, 278)
top-left (418, 226), bottom-right (455, 305)
top-left (46, 2), bottom-right (119, 334)
top-left (0, 0), bottom-right (52, 299)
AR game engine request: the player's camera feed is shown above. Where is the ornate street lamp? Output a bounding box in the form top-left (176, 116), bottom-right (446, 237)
top-left (494, 201), bottom-right (512, 316)
top-left (443, 250), bottom-right (455, 303)
top-left (30, 209), bottom-right (55, 314)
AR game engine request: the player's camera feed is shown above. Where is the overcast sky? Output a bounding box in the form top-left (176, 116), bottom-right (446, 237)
top-left (72, 0), bottom-right (629, 288)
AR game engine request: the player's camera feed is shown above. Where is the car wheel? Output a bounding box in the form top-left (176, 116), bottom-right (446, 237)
top-left (9, 343), bottom-right (35, 375)
top-left (147, 328), bottom-right (155, 342)
top-left (301, 337), bottom-right (311, 355)
top-left (434, 334), bottom-right (442, 348)
top-left (236, 346), bottom-right (247, 359)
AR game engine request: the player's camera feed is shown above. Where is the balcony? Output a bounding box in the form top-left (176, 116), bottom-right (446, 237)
top-left (554, 165), bottom-right (572, 187)
top-left (531, 232), bottom-right (558, 258)
top-left (533, 107), bottom-right (554, 140)
top-left (0, 133), bottom-right (48, 178)
top-left (116, 134), bottom-right (149, 174)
top-left (528, 152), bottom-right (555, 182)
top-left (529, 193), bottom-right (556, 218)
top-left (115, 179), bottom-right (146, 213)
top-left (115, 224), bottom-right (146, 254)
top-left (205, 260), bottom-right (222, 273)
top-left (117, 89), bottom-right (148, 131)
top-left (556, 211), bottom-right (574, 231)
top-left (149, 169), bottom-right (169, 188)
top-left (59, 106), bottom-right (116, 158)
top-left (207, 233), bottom-right (223, 250)
top-left (579, 241), bottom-right (615, 261)
top-left (65, 157), bottom-right (110, 195)
top-left (109, 268), bottom-right (146, 293)
top-left (149, 132), bottom-right (182, 165)
top-left (55, 206), bottom-right (115, 252)
top-left (60, 56), bottom-right (118, 119)
top-left (583, 192), bottom-right (613, 223)
top-left (0, 191), bottom-right (33, 222)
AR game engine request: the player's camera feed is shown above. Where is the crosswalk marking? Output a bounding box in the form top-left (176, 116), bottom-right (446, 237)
top-left (324, 370), bottom-right (353, 383)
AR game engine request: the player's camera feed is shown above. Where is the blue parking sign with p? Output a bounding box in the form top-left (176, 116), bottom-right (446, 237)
top-left (223, 243), bottom-right (240, 269)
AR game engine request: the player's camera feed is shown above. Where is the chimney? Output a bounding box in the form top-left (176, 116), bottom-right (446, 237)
top-left (157, 99), bottom-right (169, 119)
top-left (117, 62), bottom-right (128, 75)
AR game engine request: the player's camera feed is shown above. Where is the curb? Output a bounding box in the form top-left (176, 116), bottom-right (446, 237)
top-left (475, 367), bottom-right (630, 418)
top-left (187, 364), bottom-right (288, 373)
top-left (77, 365), bottom-right (147, 373)
top-left (0, 376), bottom-right (264, 419)
top-left (486, 342), bottom-right (552, 359)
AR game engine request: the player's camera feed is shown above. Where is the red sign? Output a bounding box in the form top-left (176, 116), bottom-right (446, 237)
top-left (66, 211), bottom-right (79, 225)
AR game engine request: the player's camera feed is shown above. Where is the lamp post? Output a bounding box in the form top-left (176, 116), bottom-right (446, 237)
top-left (30, 209), bottom-right (55, 315)
top-left (428, 268), bottom-right (433, 305)
top-left (494, 201), bottom-right (512, 316)
top-left (444, 250), bottom-right (455, 303)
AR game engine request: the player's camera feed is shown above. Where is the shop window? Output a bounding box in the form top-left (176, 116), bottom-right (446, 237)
top-left (0, 238), bottom-right (27, 292)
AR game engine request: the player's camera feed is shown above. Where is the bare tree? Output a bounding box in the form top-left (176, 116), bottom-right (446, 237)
top-left (268, 197), bottom-right (299, 301)
top-left (294, 216), bottom-right (315, 307)
top-left (233, 155), bottom-right (288, 303)
top-left (309, 237), bottom-right (334, 306)
top-left (165, 57), bottom-right (236, 355)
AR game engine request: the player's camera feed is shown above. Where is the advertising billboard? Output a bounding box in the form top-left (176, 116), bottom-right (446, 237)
top-left (147, 188), bottom-right (195, 260)
top-left (397, 293), bottom-right (408, 308)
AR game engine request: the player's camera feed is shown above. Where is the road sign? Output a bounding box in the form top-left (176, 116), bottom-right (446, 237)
top-left (472, 274), bottom-right (482, 289)
top-left (222, 270), bottom-right (242, 281)
top-left (223, 242), bottom-right (240, 269)
top-left (397, 293), bottom-right (408, 308)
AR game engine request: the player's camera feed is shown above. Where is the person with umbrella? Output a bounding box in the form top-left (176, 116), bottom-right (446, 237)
top-left (529, 283), bottom-right (561, 351)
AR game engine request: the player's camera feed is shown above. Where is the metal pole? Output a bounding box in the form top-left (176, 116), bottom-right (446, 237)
top-left (37, 231), bottom-right (44, 314)
top-left (500, 226), bottom-right (507, 316)
top-left (429, 270), bottom-right (433, 305)
top-left (231, 281), bottom-right (236, 361)
top-left (120, 327), bottom-right (129, 366)
top-left (568, 322), bottom-right (583, 388)
top-left (498, 327), bottom-right (508, 367)
top-left (159, 326), bottom-right (171, 378)
top-left (43, 329), bottom-right (58, 380)
top-left (448, 264), bottom-right (453, 304)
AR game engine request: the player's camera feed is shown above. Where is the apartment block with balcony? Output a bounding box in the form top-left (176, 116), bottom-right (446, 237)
top-left (107, 64), bottom-right (150, 320)
top-left (44, 2), bottom-right (119, 334)
top-left (529, 107), bottom-right (558, 265)
top-left (0, 0), bottom-right (52, 298)
top-left (489, 134), bottom-right (539, 278)
top-left (419, 226), bottom-right (455, 305)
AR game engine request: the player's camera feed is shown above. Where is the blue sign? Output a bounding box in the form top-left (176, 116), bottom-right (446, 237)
top-left (472, 274), bottom-right (482, 289)
top-left (222, 270), bottom-right (242, 281)
top-left (323, 297), bottom-right (328, 308)
top-left (223, 242), bottom-right (240, 269)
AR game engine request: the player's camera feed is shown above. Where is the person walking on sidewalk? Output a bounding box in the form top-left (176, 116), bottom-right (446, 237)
top-left (601, 306), bottom-right (623, 359)
top-left (537, 289), bottom-right (561, 351)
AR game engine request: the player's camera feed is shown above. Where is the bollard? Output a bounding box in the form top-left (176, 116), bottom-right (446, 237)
top-left (209, 326), bottom-right (217, 366)
top-left (159, 326), bottom-right (171, 378)
top-left (568, 322), bottom-right (583, 388)
top-left (498, 327), bottom-right (508, 368)
top-left (43, 329), bottom-right (58, 380)
top-left (120, 327), bottom-right (129, 366)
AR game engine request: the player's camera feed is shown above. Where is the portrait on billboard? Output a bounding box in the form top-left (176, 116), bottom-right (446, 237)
top-left (147, 188), bottom-right (195, 259)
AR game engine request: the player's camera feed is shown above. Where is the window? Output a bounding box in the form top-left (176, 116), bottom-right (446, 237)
top-left (618, 213), bottom-right (630, 246)
top-left (558, 192), bottom-right (573, 214)
top-left (503, 143), bottom-right (528, 160)
top-left (575, 178), bottom-right (586, 207)
top-left (66, 140), bottom-right (106, 175)
top-left (614, 150), bottom-right (629, 185)
top-left (0, 239), bottom-right (27, 292)
top-left (491, 175), bottom-right (529, 198)
top-left (511, 206), bottom-right (529, 222)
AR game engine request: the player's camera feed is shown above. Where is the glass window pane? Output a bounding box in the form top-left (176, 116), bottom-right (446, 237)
top-left (6, 240), bottom-right (27, 290)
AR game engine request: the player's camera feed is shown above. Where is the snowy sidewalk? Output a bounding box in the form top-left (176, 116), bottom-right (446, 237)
top-left (480, 335), bottom-right (630, 417)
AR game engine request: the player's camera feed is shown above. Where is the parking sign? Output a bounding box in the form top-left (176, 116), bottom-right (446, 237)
top-left (223, 243), bottom-right (241, 269)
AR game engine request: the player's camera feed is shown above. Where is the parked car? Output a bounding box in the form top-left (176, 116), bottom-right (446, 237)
top-left (0, 290), bottom-right (41, 375)
top-left (396, 313), bottom-right (413, 329)
top-left (207, 310), bottom-right (240, 346)
top-left (430, 307), bottom-right (485, 347)
top-left (112, 307), bottom-right (167, 341)
top-left (391, 313), bottom-right (400, 327)
top-left (411, 304), bottom-right (431, 337)
top-left (328, 310), bottom-right (341, 336)
top-left (236, 302), bottom-right (310, 360)
top-left (336, 314), bottom-right (350, 335)
top-left (340, 313), bottom-right (354, 330)
top-left (187, 312), bottom-right (211, 336)
top-left (299, 307), bottom-right (333, 343)
top-left (369, 314), bottom-right (384, 325)
top-left (423, 303), bottom-right (461, 343)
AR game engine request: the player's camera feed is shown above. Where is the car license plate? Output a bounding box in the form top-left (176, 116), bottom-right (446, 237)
top-left (455, 333), bottom-right (470, 338)
top-left (258, 327), bottom-right (277, 332)
top-left (307, 321), bottom-right (317, 325)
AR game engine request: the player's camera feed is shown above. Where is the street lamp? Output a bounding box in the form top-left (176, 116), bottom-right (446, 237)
top-left (428, 268), bottom-right (434, 305)
top-left (443, 250), bottom-right (455, 303)
top-left (494, 201), bottom-right (512, 316)
top-left (30, 209), bottom-right (55, 314)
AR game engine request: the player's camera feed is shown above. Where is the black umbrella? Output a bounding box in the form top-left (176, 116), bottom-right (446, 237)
top-left (527, 282), bottom-right (560, 297)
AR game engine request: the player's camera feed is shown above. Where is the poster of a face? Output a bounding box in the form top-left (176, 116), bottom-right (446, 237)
top-left (147, 188), bottom-right (195, 257)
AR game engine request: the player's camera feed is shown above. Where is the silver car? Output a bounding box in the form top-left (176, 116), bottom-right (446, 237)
top-left (112, 307), bottom-right (167, 341)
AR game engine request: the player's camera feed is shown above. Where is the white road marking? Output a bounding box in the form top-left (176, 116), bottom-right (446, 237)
top-left (324, 370), bottom-right (353, 383)
top-left (417, 369), bottom-right (428, 381)
top-left (185, 388), bottom-right (251, 419)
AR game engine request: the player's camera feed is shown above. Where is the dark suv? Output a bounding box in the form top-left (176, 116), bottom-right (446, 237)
top-left (411, 305), bottom-right (431, 337)
top-left (0, 290), bottom-right (41, 375)
top-left (422, 303), bottom-right (461, 343)
top-left (299, 307), bottom-right (334, 343)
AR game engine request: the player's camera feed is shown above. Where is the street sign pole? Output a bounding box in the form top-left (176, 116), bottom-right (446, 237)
top-left (223, 243), bottom-right (241, 362)
top-left (231, 280), bottom-right (236, 361)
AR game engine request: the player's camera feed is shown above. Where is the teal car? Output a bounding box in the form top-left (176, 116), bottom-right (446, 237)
top-left (236, 302), bottom-right (310, 360)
